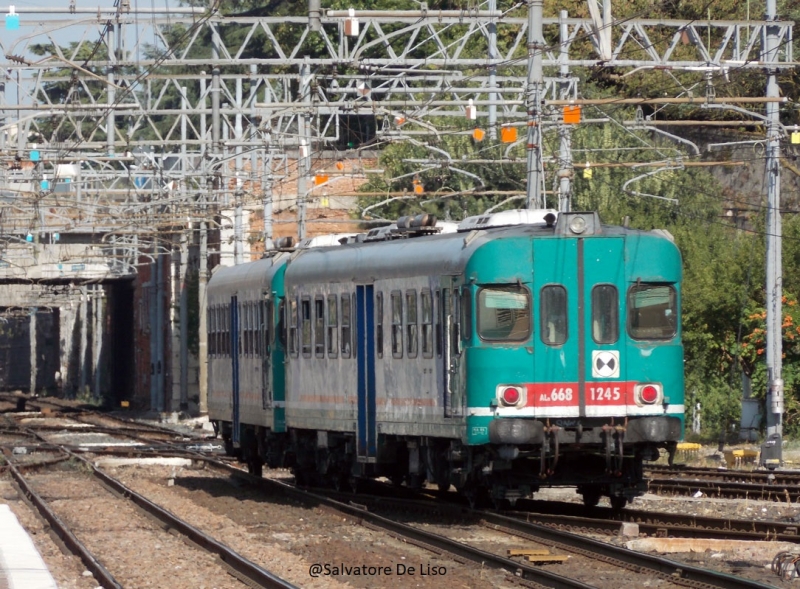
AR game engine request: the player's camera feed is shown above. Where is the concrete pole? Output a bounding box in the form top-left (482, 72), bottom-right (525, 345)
top-left (487, 0), bottom-right (498, 140)
top-left (170, 240), bottom-right (180, 411)
top-left (179, 229), bottom-right (189, 410)
top-left (93, 286), bottom-right (103, 398)
top-left (524, 0), bottom-right (545, 209)
top-left (80, 286), bottom-right (88, 395)
top-left (557, 10), bottom-right (572, 212)
top-left (29, 307), bottom-right (37, 395)
top-left (155, 250), bottom-right (166, 412)
top-left (764, 0), bottom-right (783, 453)
top-left (298, 61), bottom-right (312, 240)
top-left (198, 221), bottom-right (208, 414)
top-left (149, 270), bottom-right (157, 410)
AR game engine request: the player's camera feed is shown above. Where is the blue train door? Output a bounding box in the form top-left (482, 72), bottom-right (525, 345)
top-left (230, 296), bottom-right (240, 444)
top-left (356, 285), bottom-right (377, 461)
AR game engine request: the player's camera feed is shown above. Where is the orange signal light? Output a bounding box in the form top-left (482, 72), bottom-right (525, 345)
top-left (413, 183), bottom-right (424, 195)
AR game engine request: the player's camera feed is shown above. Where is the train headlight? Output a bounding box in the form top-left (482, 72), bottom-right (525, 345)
top-left (497, 385), bottom-right (525, 407)
top-left (634, 383), bottom-right (662, 406)
top-left (568, 215), bottom-right (587, 234)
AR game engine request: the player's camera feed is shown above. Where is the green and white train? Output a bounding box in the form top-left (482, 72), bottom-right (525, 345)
top-left (208, 210), bottom-right (684, 508)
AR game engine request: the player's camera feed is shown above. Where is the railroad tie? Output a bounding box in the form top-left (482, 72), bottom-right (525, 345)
top-left (507, 549), bottom-right (569, 564)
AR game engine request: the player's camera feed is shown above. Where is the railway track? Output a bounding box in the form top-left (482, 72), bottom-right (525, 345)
top-left (1, 405), bottom-right (787, 588)
top-left (512, 498), bottom-right (800, 542)
top-left (648, 464), bottom-right (800, 486)
top-left (1, 446), bottom-right (297, 589)
top-left (300, 485), bottom-right (774, 589)
top-left (648, 477), bottom-right (800, 501)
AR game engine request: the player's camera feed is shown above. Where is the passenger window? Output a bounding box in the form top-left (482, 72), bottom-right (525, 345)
top-left (208, 307), bottom-right (214, 357)
top-left (451, 289), bottom-right (461, 352)
top-left (436, 288), bottom-right (444, 358)
top-left (478, 285), bottom-right (531, 341)
top-left (341, 294), bottom-right (352, 358)
top-left (327, 295), bottom-right (338, 358)
top-left (461, 288), bottom-right (472, 341)
top-left (439, 288), bottom-right (450, 357)
top-left (406, 290), bottom-right (418, 358)
top-left (627, 284), bottom-right (677, 340)
top-left (314, 297), bottom-right (325, 358)
top-left (244, 303), bottom-right (251, 356)
top-left (540, 285), bottom-right (567, 346)
top-left (301, 297), bottom-right (312, 357)
top-left (421, 290), bottom-right (433, 358)
top-left (289, 299), bottom-right (298, 357)
top-left (391, 291), bottom-right (403, 358)
top-left (376, 292), bottom-right (384, 359)
top-left (592, 285), bottom-right (619, 344)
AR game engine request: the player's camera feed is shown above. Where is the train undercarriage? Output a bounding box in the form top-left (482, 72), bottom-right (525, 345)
top-left (216, 419), bottom-right (677, 510)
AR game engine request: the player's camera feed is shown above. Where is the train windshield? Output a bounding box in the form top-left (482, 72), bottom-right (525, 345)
top-left (627, 283), bottom-right (677, 340)
top-left (477, 285), bottom-right (531, 341)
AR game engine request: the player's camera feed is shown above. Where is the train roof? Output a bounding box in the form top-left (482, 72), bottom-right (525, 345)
top-left (284, 213), bottom-right (671, 286)
top-left (207, 253), bottom-right (288, 302)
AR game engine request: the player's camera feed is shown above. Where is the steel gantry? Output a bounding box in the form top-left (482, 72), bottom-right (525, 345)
top-left (0, 1), bottom-right (793, 426)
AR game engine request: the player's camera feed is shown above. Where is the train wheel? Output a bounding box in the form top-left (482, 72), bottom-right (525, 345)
top-left (610, 495), bottom-right (628, 511)
top-left (247, 459), bottom-right (263, 477)
top-left (582, 491), bottom-right (601, 508)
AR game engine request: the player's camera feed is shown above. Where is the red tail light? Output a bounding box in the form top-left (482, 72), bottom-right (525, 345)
top-left (634, 383), bottom-right (662, 406)
top-left (502, 387), bottom-right (520, 405)
top-left (640, 385), bottom-right (659, 404)
top-left (497, 385), bottom-right (525, 407)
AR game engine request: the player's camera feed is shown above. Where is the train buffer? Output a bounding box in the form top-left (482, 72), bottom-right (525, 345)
top-left (508, 549), bottom-right (569, 564)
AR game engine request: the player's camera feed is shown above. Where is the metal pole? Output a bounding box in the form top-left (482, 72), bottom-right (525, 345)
top-left (262, 84), bottom-right (274, 248)
top-left (298, 61), bottom-right (311, 240)
top-left (488, 0), bottom-right (498, 140)
top-left (106, 23), bottom-right (116, 155)
top-left (234, 77), bottom-right (244, 265)
top-left (309, 0), bottom-right (321, 32)
top-left (558, 10), bottom-right (572, 212)
top-left (264, 150), bottom-right (274, 247)
top-left (764, 0), bottom-right (783, 455)
top-left (525, 0), bottom-right (545, 209)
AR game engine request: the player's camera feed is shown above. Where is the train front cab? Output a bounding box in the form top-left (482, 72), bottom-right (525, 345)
top-left (463, 212), bottom-right (683, 508)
